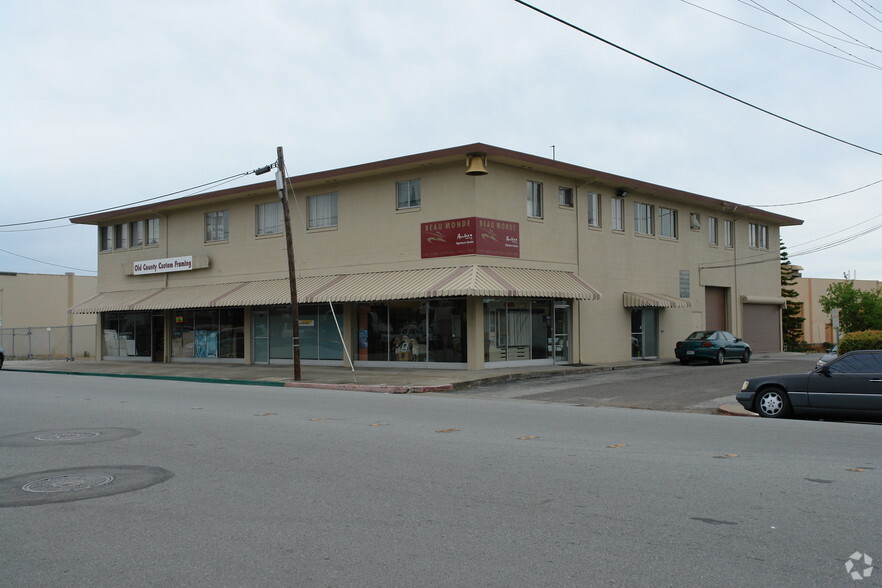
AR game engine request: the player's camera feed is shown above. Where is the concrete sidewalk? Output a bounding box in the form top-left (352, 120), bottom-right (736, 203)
top-left (2, 355), bottom-right (773, 416)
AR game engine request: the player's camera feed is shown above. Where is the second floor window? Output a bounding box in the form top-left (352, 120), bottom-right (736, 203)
top-left (308, 192), bottom-right (338, 228)
top-left (396, 179), bottom-right (421, 209)
top-left (708, 217), bottom-right (719, 245)
top-left (749, 223), bottom-right (769, 249)
top-left (527, 181), bottom-right (543, 219)
top-left (724, 220), bottom-right (734, 248)
top-left (99, 226), bottom-right (112, 251)
top-left (205, 210), bottom-right (229, 242)
top-left (256, 202), bottom-right (282, 236)
top-left (612, 197), bottom-right (624, 231)
top-left (558, 186), bottom-right (573, 207)
top-left (114, 223), bottom-right (129, 249)
top-left (147, 218), bottom-right (160, 245)
top-left (130, 220), bottom-right (144, 247)
top-left (634, 202), bottom-right (654, 235)
top-left (659, 207), bottom-right (678, 239)
top-left (587, 192), bottom-right (601, 227)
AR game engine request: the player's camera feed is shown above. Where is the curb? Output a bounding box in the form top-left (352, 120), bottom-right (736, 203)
top-left (3, 368), bottom-right (287, 387)
top-left (284, 382), bottom-right (454, 394)
top-left (717, 403), bottom-right (758, 417)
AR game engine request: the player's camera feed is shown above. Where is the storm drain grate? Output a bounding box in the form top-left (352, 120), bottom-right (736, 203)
top-left (34, 431), bottom-right (101, 441)
top-left (22, 474), bottom-right (114, 493)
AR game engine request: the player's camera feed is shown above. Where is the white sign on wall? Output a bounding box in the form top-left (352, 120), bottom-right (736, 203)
top-left (133, 256), bottom-right (194, 275)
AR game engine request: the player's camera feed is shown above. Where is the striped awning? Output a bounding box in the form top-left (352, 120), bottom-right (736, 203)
top-left (69, 266), bottom-right (601, 314)
top-left (622, 292), bottom-right (691, 309)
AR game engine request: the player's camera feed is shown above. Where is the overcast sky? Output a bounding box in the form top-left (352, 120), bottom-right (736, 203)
top-left (2, 0), bottom-right (881, 281)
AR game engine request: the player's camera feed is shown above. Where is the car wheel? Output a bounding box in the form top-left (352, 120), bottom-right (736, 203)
top-left (713, 350), bottom-right (725, 365)
top-left (740, 349), bottom-right (751, 364)
top-left (679, 358), bottom-right (691, 365)
top-left (756, 387), bottom-right (791, 418)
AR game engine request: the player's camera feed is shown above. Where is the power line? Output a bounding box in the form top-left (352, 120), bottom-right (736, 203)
top-left (0, 167), bottom-right (270, 229)
top-left (748, 178), bottom-right (882, 207)
top-left (512, 0), bottom-right (882, 157)
top-left (0, 247), bottom-right (96, 274)
top-left (680, 0), bottom-right (882, 69)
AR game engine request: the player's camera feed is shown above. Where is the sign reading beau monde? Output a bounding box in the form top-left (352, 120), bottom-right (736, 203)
top-left (133, 255), bottom-right (194, 275)
top-left (421, 217), bottom-right (519, 259)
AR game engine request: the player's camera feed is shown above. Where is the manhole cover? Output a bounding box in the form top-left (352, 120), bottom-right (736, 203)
top-left (22, 474), bottom-right (114, 493)
top-left (0, 428), bottom-right (139, 447)
top-left (34, 431), bottom-right (102, 441)
top-left (0, 466), bottom-right (173, 507)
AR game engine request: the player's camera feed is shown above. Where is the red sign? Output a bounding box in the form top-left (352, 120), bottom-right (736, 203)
top-left (421, 217), bottom-right (519, 259)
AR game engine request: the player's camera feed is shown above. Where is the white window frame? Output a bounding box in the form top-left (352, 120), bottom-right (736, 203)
top-left (396, 179), bottom-right (421, 210)
top-left (587, 192), bottom-right (601, 227)
top-left (205, 210), bottom-right (229, 242)
top-left (130, 220), bottom-right (144, 247)
top-left (612, 197), bottom-right (625, 231)
top-left (99, 226), bottom-right (112, 251)
top-left (308, 192), bottom-right (338, 229)
top-left (724, 220), bottom-right (734, 248)
top-left (659, 207), bottom-right (678, 239)
top-left (708, 217), bottom-right (719, 246)
top-left (256, 201), bottom-right (282, 236)
top-left (527, 181), bottom-right (543, 219)
top-left (749, 222), bottom-right (769, 249)
top-left (634, 202), bottom-right (654, 236)
top-left (558, 186), bottom-right (574, 207)
top-left (147, 218), bottom-right (159, 245)
top-left (114, 223), bottom-right (129, 250)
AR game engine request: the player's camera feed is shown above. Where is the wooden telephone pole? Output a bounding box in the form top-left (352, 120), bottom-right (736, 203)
top-left (276, 146), bottom-right (301, 381)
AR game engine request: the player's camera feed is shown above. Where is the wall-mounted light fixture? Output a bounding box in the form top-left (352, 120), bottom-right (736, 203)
top-left (465, 153), bottom-right (488, 176)
top-left (616, 188), bottom-right (629, 198)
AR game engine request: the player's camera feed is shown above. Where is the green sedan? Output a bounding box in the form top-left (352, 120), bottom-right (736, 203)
top-left (674, 330), bottom-right (751, 365)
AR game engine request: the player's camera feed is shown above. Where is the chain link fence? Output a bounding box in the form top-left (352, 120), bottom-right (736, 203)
top-left (0, 325), bottom-right (97, 360)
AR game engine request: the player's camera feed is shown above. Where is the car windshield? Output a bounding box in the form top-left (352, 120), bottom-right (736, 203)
top-left (685, 331), bottom-right (715, 341)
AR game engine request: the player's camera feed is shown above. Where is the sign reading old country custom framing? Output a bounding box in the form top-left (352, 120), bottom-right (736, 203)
top-left (133, 255), bottom-right (194, 275)
top-left (421, 217), bottom-right (520, 259)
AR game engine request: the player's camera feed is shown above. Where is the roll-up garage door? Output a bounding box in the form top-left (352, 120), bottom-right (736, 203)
top-left (705, 287), bottom-right (727, 331)
top-left (742, 304), bottom-right (781, 352)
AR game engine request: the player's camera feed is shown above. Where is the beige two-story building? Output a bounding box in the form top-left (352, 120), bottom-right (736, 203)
top-left (69, 143), bottom-right (801, 368)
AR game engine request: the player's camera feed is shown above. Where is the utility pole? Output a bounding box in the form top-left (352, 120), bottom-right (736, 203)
top-left (276, 146), bottom-right (302, 381)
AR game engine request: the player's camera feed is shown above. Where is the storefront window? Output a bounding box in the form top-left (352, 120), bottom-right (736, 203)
top-left (428, 299), bottom-right (466, 362)
top-left (102, 312), bottom-right (152, 358)
top-left (484, 298), bottom-right (555, 362)
top-left (171, 309), bottom-right (244, 360)
top-left (357, 299), bottom-right (467, 364)
top-left (260, 305), bottom-right (344, 361)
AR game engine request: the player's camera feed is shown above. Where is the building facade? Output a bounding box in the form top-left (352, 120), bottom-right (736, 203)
top-left (793, 275), bottom-right (882, 344)
top-left (69, 144), bottom-right (801, 368)
top-left (0, 272), bottom-right (97, 359)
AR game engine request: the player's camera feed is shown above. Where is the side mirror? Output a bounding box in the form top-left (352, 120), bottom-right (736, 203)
top-left (734, 338), bottom-right (742, 343)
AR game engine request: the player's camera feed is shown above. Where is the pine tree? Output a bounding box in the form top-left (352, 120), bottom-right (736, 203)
top-left (780, 239), bottom-right (804, 350)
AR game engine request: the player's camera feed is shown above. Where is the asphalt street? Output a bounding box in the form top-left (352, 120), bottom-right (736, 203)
top-left (437, 355), bottom-right (823, 412)
top-left (1, 370), bottom-right (880, 587)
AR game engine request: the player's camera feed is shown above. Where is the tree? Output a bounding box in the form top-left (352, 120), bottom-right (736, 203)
top-left (818, 281), bottom-right (882, 334)
top-left (780, 240), bottom-right (804, 349)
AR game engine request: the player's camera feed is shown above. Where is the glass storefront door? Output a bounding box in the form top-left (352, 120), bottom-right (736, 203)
top-left (630, 308), bottom-right (658, 359)
top-left (252, 310), bottom-right (269, 364)
top-left (553, 304), bottom-right (571, 364)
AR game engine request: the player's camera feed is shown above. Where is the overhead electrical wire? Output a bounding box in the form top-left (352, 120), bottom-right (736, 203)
top-left (679, 0), bottom-right (882, 69)
top-left (833, 0), bottom-right (882, 32)
top-left (0, 167), bottom-right (271, 229)
top-left (512, 0), bottom-right (882, 157)
top-left (849, 0), bottom-right (882, 23)
top-left (748, 177), bottom-right (882, 207)
top-left (0, 246), bottom-right (96, 273)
